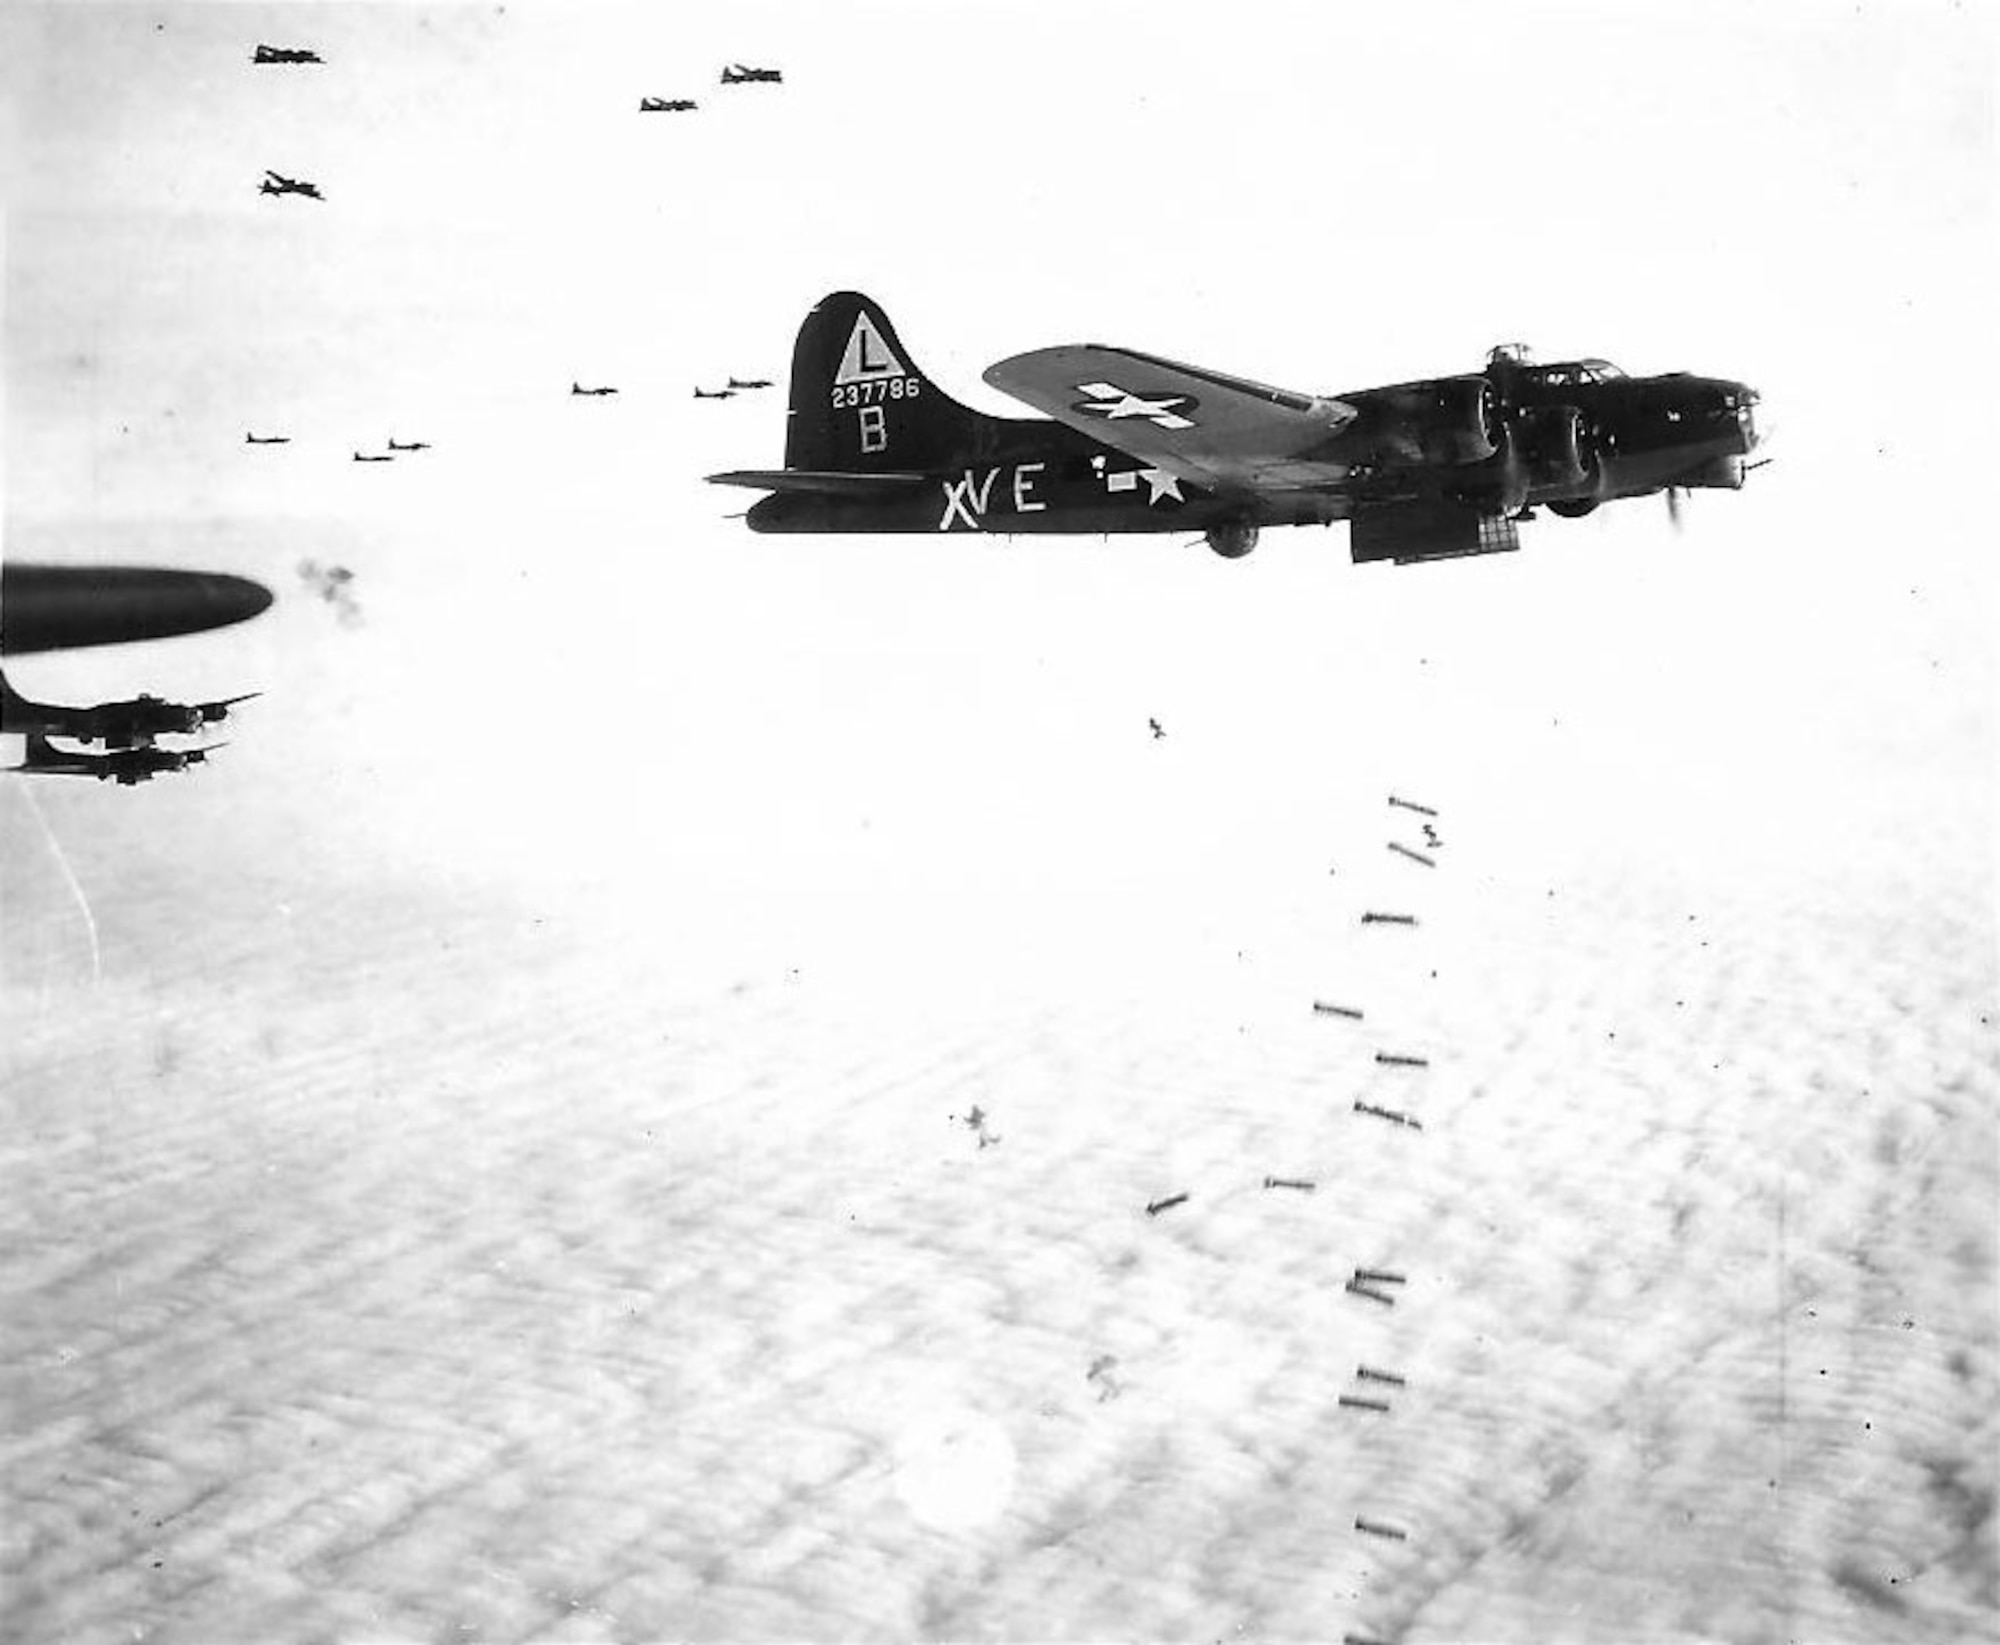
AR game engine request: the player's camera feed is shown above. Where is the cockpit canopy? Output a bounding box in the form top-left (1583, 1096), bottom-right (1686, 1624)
top-left (1486, 344), bottom-right (1625, 385)
top-left (1534, 359), bottom-right (1625, 386)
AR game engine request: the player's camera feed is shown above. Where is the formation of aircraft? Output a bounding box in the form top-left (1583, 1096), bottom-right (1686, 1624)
top-left (710, 293), bottom-right (1761, 562)
top-left (232, 59), bottom-right (776, 460)
top-left (1, 671), bottom-right (256, 750)
top-left (259, 170), bottom-right (323, 201)
top-left (13, 733), bottom-right (221, 786)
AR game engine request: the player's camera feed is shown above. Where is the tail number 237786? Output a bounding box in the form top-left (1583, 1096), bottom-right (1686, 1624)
top-left (831, 378), bottom-right (920, 408)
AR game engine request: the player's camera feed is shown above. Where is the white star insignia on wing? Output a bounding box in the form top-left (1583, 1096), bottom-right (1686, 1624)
top-left (1075, 381), bottom-right (1196, 430)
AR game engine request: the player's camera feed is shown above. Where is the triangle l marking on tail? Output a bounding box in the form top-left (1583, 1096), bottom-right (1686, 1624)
top-left (834, 313), bottom-right (907, 385)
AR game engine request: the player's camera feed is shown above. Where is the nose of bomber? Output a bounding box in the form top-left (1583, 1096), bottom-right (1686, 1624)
top-left (1735, 384), bottom-right (1760, 452)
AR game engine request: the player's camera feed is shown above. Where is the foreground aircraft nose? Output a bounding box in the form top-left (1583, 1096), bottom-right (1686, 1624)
top-left (0, 564), bottom-right (274, 655)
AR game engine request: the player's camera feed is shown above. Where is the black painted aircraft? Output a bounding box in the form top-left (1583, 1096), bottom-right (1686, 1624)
top-left (260, 170), bottom-right (323, 201)
top-left (727, 376), bottom-right (773, 391)
top-left (571, 382), bottom-right (618, 397)
top-left (245, 432), bottom-right (291, 445)
top-left (1, 670), bottom-right (256, 750)
top-left (694, 386), bottom-right (736, 400)
top-left (719, 63), bottom-right (781, 84)
top-left (352, 451), bottom-right (392, 463)
top-left (640, 97), bottom-right (697, 113)
top-left (386, 438), bottom-right (431, 452)
top-left (253, 45), bottom-right (322, 65)
top-left (710, 293), bottom-right (1760, 563)
top-left (12, 733), bottom-right (220, 785)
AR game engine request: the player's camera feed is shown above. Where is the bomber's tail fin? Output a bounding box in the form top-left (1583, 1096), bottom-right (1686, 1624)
top-left (777, 291), bottom-right (1020, 476)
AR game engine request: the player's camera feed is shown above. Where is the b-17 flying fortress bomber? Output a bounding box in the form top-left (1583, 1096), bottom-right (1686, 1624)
top-left (711, 293), bottom-right (1761, 563)
top-left (1, 671), bottom-right (255, 750)
top-left (259, 169), bottom-right (323, 201)
top-left (13, 733), bottom-right (221, 786)
top-left (719, 63), bottom-right (781, 84)
top-left (639, 97), bottom-right (697, 113)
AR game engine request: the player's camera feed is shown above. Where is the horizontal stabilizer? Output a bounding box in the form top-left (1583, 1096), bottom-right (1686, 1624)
top-left (707, 469), bottom-right (931, 495)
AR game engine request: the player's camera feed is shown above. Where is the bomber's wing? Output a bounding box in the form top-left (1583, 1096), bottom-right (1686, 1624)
top-left (983, 344), bottom-right (1359, 495)
top-left (0, 564), bottom-right (272, 656)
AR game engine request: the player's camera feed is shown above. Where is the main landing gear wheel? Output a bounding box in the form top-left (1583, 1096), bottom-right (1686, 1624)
top-left (1205, 523), bottom-right (1259, 558)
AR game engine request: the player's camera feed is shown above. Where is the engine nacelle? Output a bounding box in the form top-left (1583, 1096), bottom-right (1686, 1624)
top-left (1462, 405), bottom-right (1600, 515)
top-left (1205, 522), bottom-right (1260, 558)
top-left (1515, 405), bottom-right (1591, 491)
top-left (1432, 375), bottom-right (1503, 464)
top-left (1361, 376), bottom-right (1501, 466)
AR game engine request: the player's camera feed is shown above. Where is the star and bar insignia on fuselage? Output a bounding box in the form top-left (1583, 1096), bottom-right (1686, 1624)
top-left (1092, 454), bottom-right (1184, 504)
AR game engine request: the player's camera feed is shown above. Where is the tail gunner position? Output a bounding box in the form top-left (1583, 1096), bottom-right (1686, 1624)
top-left (711, 293), bottom-right (1760, 563)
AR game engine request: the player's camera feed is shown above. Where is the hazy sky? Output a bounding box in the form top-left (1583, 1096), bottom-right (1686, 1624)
top-left (4, 2), bottom-right (1990, 900)
top-left (5, 0), bottom-right (1990, 521)
top-left (0, 0), bottom-right (1988, 1005)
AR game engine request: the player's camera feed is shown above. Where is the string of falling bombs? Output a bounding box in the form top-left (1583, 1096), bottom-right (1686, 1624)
top-left (1144, 792), bottom-right (1441, 1641)
top-left (1143, 790), bottom-right (1444, 1203)
top-left (1336, 800), bottom-right (1448, 1632)
top-left (1127, 793), bottom-right (1447, 1643)
top-left (1342, 794), bottom-right (1443, 1627)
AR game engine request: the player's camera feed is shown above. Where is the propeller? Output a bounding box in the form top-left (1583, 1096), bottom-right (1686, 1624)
top-left (1665, 486), bottom-right (1685, 532)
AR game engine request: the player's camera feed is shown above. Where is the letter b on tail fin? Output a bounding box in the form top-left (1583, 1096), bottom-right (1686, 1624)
top-left (783, 291), bottom-right (993, 475)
